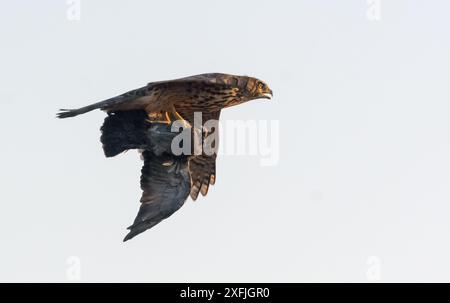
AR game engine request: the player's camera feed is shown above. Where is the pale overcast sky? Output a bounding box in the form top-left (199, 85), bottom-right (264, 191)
top-left (1, 1), bottom-right (450, 282)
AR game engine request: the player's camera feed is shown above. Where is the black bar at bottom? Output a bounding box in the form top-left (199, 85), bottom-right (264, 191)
top-left (0, 283), bottom-right (447, 301)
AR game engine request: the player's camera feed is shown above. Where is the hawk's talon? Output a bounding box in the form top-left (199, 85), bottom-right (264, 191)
top-left (170, 111), bottom-right (191, 129)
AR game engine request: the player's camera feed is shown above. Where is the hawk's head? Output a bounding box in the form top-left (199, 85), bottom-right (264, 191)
top-left (208, 73), bottom-right (273, 108)
top-left (250, 78), bottom-right (273, 100)
top-left (237, 76), bottom-right (273, 104)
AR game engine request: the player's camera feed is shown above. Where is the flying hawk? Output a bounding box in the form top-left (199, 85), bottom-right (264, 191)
top-left (58, 73), bottom-right (273, 241)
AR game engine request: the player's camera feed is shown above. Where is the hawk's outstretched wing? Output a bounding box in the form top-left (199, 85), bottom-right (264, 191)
top-left (123, 151), bottom-right (191, 242)
top-left (179, 110), bottom-right (221, 200)
top-left (189, 155), bottom-right (217, 200)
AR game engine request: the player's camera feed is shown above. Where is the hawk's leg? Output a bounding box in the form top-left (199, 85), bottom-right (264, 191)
top-left (147, 111), bottom-right (191, 129)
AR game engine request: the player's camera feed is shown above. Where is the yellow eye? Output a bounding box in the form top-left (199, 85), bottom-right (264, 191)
top-left (258, 83), bottom-right (264, 90)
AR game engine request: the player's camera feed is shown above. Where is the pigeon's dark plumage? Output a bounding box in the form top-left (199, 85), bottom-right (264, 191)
top-left (101, 111), bottom-right (191, 241)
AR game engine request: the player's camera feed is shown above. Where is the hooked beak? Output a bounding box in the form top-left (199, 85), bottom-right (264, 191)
top-left (262, 89), bottom-right (273, 99)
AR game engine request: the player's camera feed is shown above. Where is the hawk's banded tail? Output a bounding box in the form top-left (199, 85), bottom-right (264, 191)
top-left (57, 103), bottom-right (103, 118)
top-left (56, 85), bottom-right (148, 118)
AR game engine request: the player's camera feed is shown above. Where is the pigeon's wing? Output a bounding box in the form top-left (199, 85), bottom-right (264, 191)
top-left (186, 110), bottom-right (221, 201)
top-left (123, 151), bottom-right (191, 241)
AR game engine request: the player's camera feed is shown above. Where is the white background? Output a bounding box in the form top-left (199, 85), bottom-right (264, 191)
top-left (1, 0), bottom-right (450, 282)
